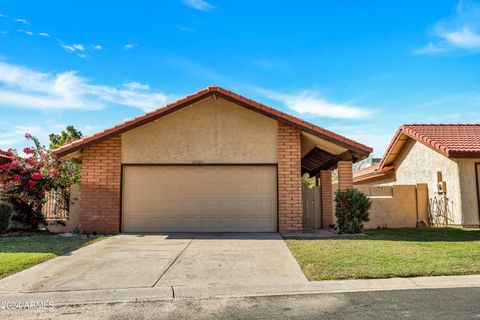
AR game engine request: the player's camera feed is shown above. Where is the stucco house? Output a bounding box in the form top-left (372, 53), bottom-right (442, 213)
top-left (53, 86), bottom-right (372, 234)
top-left (354, 124), bottom-right (480, 227)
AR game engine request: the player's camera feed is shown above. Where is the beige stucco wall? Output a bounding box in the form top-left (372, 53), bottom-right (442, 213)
top-left (363, 185), bottom-right (418, 229)
top-left (383, 140), bottom-right (463, 225)
top-left (456, 158), bottom-right (480, 226)
top-left (122, 96), bottom-right (278, 164)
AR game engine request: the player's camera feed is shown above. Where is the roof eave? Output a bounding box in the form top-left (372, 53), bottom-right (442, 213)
top-left (448, 151), bottom-right (480, 158)
top-left (54, 86), bottom-right (373, 158)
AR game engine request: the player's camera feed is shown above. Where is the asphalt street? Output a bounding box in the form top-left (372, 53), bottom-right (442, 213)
top-left (2, 287), bottom-right (480, 320)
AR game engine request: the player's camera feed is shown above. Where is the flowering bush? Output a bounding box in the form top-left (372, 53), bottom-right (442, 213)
top-left (334, 188), bottom-right (371, 234)
top-left (0, 134), bottom-right (79, 229)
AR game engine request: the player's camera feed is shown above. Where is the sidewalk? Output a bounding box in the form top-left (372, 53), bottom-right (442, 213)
top-left (1, 274), bottom-right (479, 306)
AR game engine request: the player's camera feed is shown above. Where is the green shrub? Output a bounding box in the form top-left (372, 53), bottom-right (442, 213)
top-left (0, 201), bottom-right (13, 234)
top-left (335, 188), bottom-right (371, 234)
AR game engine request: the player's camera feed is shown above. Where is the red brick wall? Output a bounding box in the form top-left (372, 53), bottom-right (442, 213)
top-left (320, 170), bottom-right (333, 228)
top-left (79, 136), bottom-right (122, 234)
top-left (337, 160), bottom-right (353, 190)
top-left (277, 123), bottom-right (302, 232)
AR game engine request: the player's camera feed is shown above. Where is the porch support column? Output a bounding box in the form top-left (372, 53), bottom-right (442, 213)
top-left (337, 160), bottom-right (353, 190)
top-left (320, 170), bottom-right (333, 229)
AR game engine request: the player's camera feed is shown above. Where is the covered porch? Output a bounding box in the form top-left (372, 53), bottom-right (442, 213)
top-left (300, 131), bottom-right (368, 230)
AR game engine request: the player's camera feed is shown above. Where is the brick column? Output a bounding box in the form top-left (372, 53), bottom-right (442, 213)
top-left (337, 160), bottom-right (353, 190)
top-left (277, 123), bottom-right (302, 232)
top-left (79, 136), bottom-right (122, 234)
top-left (320, 170), bottom-right (333, 229)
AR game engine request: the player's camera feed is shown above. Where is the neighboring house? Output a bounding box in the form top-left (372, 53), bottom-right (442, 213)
top-left (352, 157), bottom-right (381, 171)
top-left (54, 86), bottom-right (372, 234)
top-left (354, 124), bottom-right (480, 227)
top-left (0, 151), bottom-right (10, 165)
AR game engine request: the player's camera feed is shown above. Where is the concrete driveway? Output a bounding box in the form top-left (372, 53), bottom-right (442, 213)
top-left (0, 233), bottom-right (307, 293)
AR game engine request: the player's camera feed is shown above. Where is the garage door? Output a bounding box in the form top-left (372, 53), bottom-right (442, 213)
top-left (122, 165), bottom-right (277, 232)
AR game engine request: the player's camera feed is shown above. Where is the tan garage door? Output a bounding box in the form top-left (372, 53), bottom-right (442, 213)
top-left (122, 165), bottom-right (277, 232)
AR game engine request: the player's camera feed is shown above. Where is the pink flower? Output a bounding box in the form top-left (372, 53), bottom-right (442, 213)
top-left (10, 160), bottom-right (19, 167)
top-left (37, 162), bottom-right (44, 168)
top-left (11, 174), bottom-right (21, 182)
top-left (27, 180), bottom-right (37, 187)
top-left (31, 172), bottom-right (43, 181)
top-left (23, 147), bottom-right (34, 154)
top-left (25, 133), bottom-right (32, 139)
top-left (51, 169), bottom-right (58, 178)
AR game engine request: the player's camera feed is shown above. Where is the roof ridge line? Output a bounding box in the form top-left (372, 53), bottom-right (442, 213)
top-left (53, 86), bottom-right (373, 157)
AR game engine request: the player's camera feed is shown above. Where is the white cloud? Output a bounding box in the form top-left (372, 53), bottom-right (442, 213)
top-left (72, 44), bottom-right (85, 51)
top-left (18, 29), bottom-right (34, 36)
top-left (93, 45), bottom-right (103, 50)
top-left (60, 43), bottom-right (88, 57)
top-left (0, 123), bottom-right (69, 151)
top-left (0, 125), bottom-right (42, 148)
top-left (14, 18), bottom-right (29, 25)
top-left (123, 82), bottom-right (150, 90)
top-left (257, 88), bottom-right (374, 119)
top-left (60, 44), bottom-right (76, 52)
top-left (181, 0), bottom-right (216, 12)
top-left (38, 32), bottom-right (50, 37)
top-left (123, 43), bottom-right (137, 51)
top-left (413, 42), bottom-right (446, 55)
top-left (415, 0), bottom-right (480, 54)
top-left (0, 13), bottom-right (8, 18)
top-left (443, 27), bottom-right (480, 48)
top-left (0, 61), bottom-right (171, 111)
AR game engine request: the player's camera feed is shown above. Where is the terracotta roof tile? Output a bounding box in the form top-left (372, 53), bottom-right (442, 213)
top-left (400, 124), bottom-right (480, 155)
top-left (353, 164), bottom-right (394, 182)
top-left (53, 86), bottom-right (373, 157)
top-left (378, 124), bottom-right (480, 170)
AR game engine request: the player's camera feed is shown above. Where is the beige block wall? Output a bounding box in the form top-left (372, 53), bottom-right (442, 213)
top-left (455, 158), bottom-right (480, 226)
top-left (122, 96), bottom-right (278, 164)
top-left (363, 185), bottom-right (418, 229)
top-left (388, 139), bottom-right (463, 225)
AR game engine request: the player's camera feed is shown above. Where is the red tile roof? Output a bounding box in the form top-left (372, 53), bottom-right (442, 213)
top-left (379, 124), bottom-right (480, 170)
top-left (353, 164), bottom-right (394, 183)
top-left (53, 86), bottom-right (373, 158)
top-left (355, 124), bottom-right (480, 183)
top-left (401, 124), bottom-right (480, 156)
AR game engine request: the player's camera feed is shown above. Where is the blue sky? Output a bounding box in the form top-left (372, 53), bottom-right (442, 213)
top-left (1, 0), bottom-right (480, 156)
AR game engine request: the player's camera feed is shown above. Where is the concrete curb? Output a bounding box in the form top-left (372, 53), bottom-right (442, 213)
top-left (0, 287), bottom-right (173, 306)
top-left (0, 275), bottom-right (479, 306)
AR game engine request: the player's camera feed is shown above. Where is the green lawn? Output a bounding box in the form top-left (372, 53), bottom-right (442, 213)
top-left (0, 234), bottom-right (106, 279)
top-left (285, 228), bottom-right (480, 281)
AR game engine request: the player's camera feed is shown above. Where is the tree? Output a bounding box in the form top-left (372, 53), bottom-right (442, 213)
top-left (49, 126), bottom-right (83, 150)
top-left (49, 126), bottom-right (83, 186)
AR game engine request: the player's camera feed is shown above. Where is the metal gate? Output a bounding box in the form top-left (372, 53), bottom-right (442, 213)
top-left (302, 186), bottom-right (322, 229)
